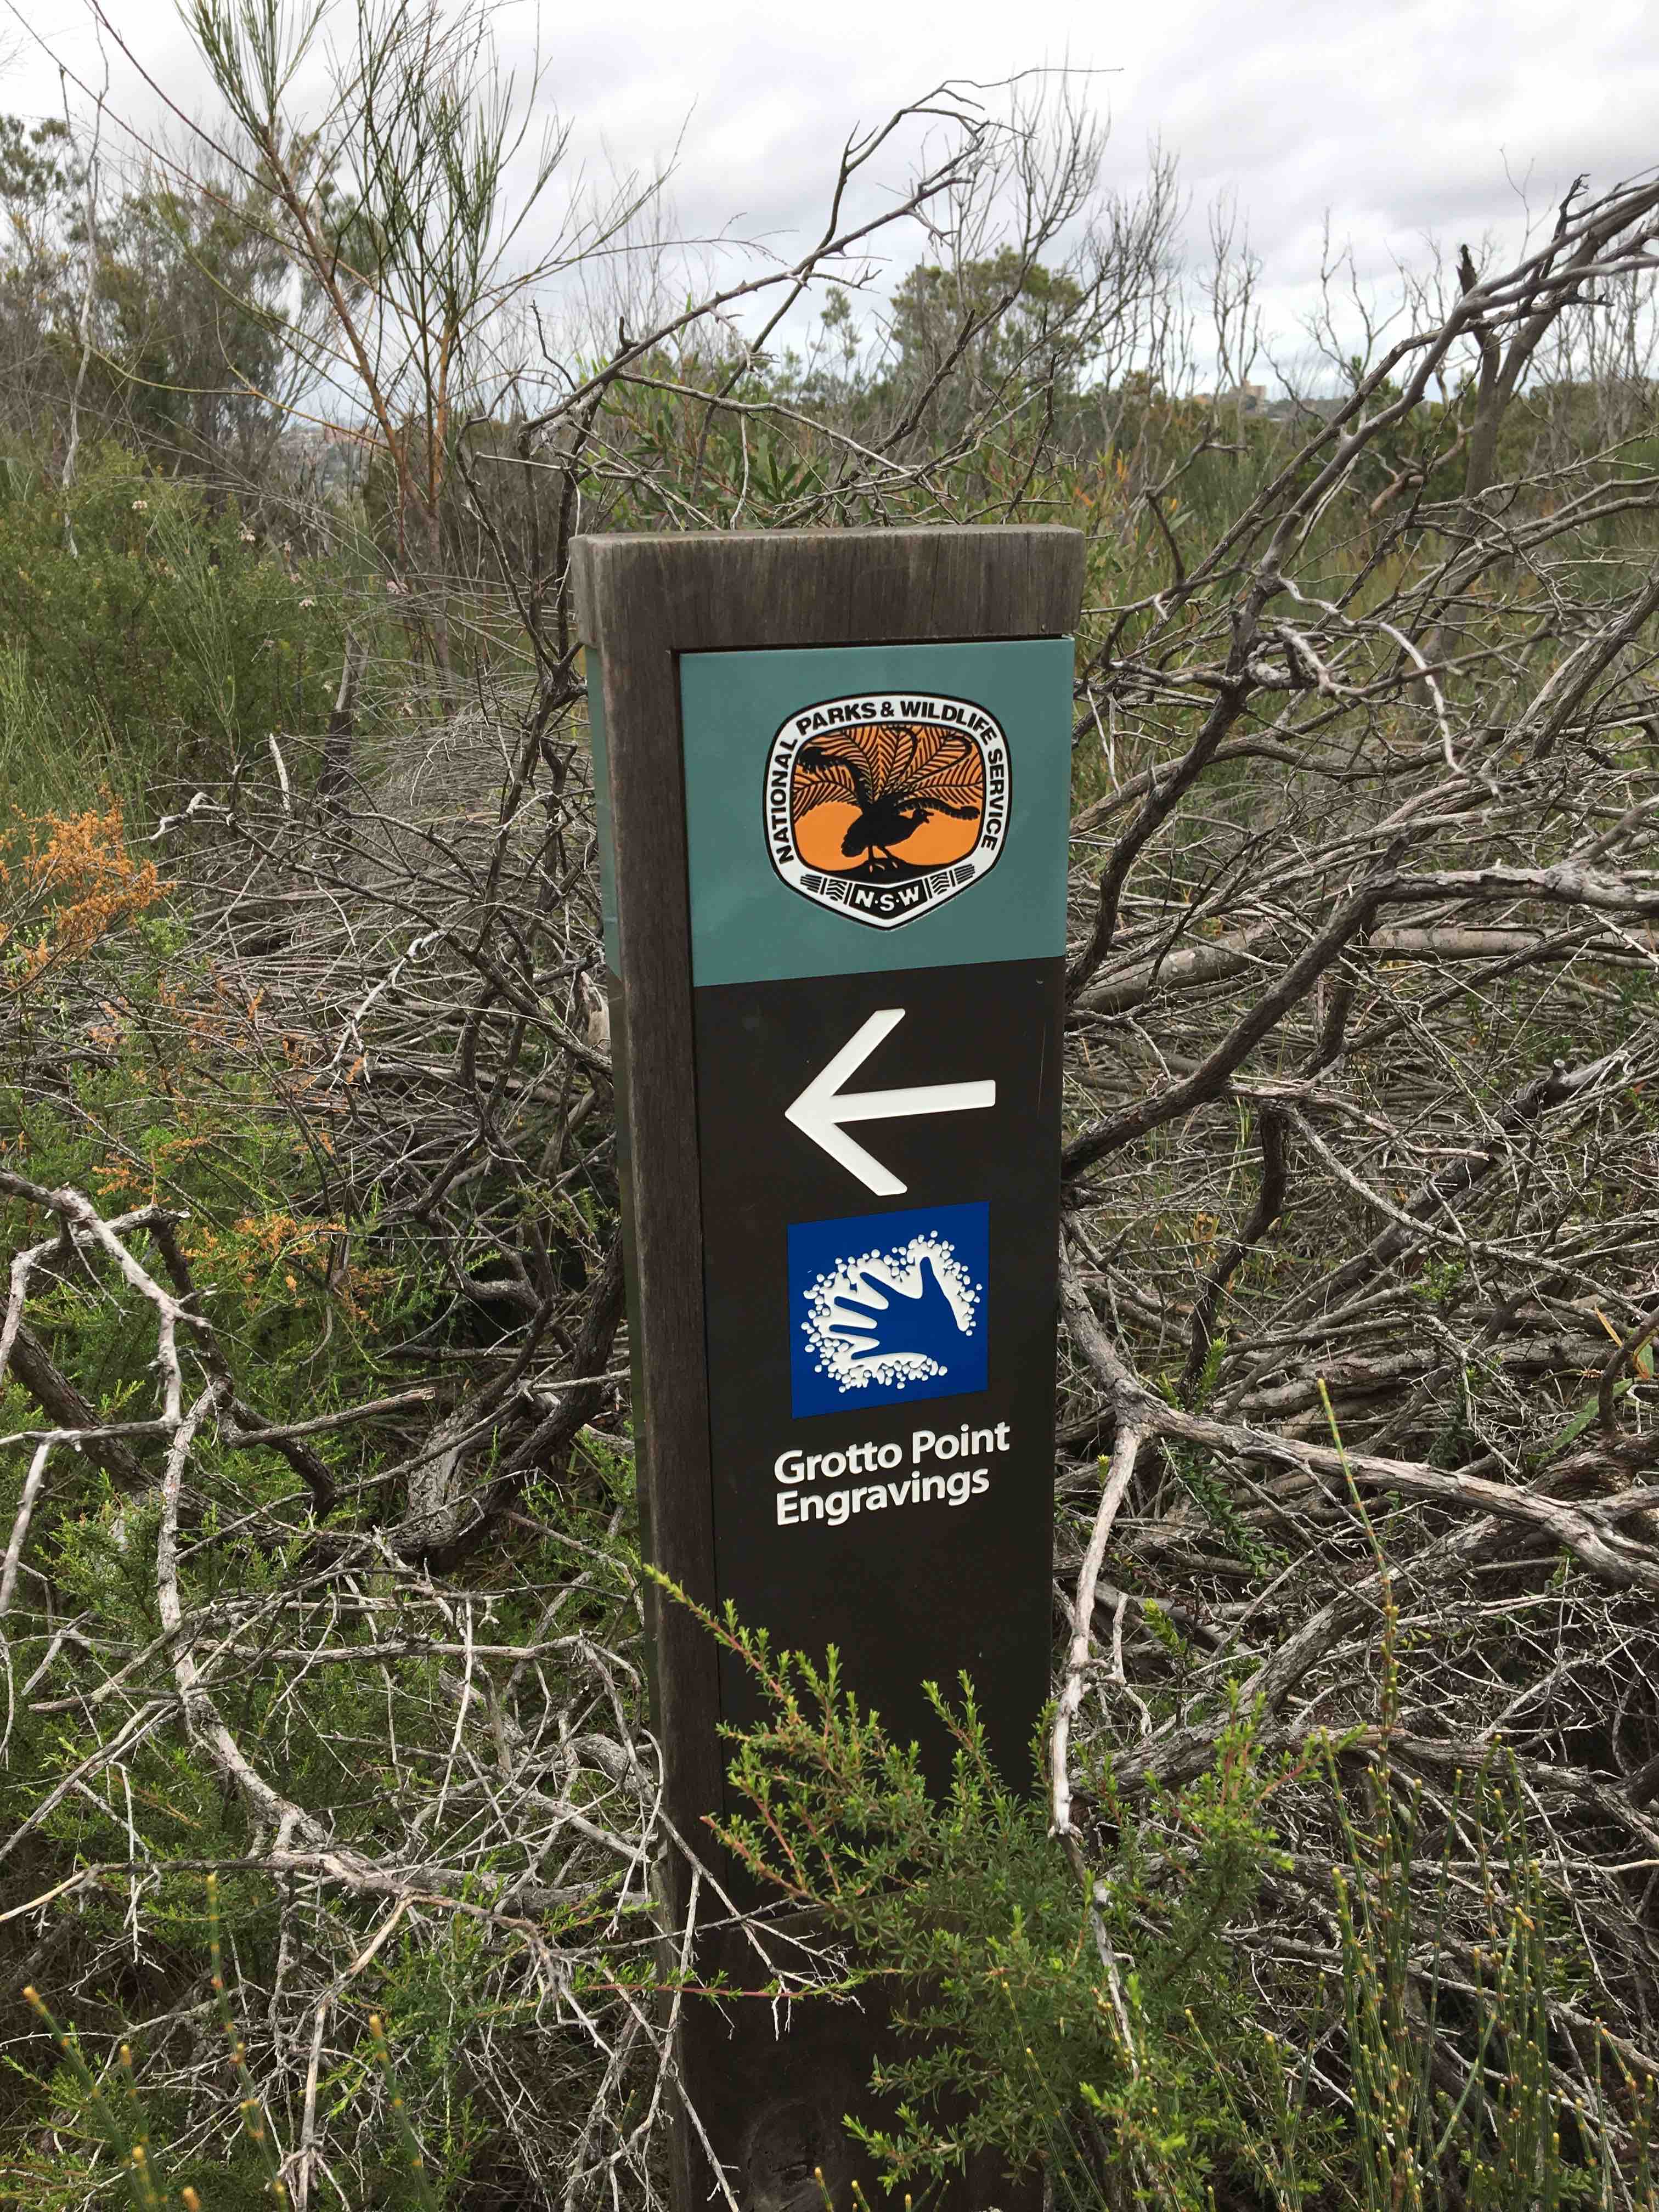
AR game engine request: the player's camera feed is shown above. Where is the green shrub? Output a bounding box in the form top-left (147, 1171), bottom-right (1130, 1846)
top-left (685, 1589), bottom-right (1657, 2210)
top-left (16, 1879), bottom-right (441, 2211)
top-left (0, 445), bottom-right (346, 785)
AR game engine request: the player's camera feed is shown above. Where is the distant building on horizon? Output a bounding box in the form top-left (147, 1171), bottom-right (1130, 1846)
top-left (1192, 381), bottom-right (1345, 425)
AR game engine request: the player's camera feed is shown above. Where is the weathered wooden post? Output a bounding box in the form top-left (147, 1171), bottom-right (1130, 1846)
top-left (573, 527), bottom-right (1083, 2209)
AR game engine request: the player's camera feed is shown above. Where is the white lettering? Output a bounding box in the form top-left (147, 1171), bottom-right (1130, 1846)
top-left (766, 1431), bottom-right (1000, 1531)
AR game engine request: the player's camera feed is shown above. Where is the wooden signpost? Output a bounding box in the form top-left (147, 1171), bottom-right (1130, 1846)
top-left (574, 528), bottom-right (1083, 2209)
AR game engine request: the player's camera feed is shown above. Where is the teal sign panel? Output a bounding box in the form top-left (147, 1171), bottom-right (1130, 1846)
top-left (678, 639), bottom-right (1073, 988)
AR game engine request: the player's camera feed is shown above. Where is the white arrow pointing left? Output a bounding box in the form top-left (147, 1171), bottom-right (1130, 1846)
top-left (784, 1007), bottom-right (996, 1196)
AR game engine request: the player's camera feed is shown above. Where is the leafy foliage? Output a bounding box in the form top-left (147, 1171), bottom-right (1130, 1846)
top-left (0, 448), bottom-right (346, 780)
top-left (691, 1589), bottom-right (1654, 2209)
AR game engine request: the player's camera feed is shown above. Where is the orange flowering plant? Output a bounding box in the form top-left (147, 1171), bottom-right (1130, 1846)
top-left (0, 801), bottom-right (167, 1002)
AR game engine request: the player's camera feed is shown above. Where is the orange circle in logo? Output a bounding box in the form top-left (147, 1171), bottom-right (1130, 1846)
top-left (789, 721), bottom-right (986, 879)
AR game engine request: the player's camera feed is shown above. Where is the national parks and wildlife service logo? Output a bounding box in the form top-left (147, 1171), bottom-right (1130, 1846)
top-left (764, 693), bottom-right (1009, 929)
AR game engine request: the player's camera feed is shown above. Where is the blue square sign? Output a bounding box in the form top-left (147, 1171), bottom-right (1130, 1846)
top-left (788, 1201), bottom-right (989, 1418)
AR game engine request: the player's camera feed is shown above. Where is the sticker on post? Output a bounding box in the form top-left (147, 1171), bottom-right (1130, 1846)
top-left (788, 1202), bottom-right (988, 1417)
top-left (764, 694), bottom-right (1009, 928)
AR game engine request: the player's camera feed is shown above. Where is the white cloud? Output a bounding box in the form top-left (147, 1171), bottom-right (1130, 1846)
top-left (5, 0), bottom-right (1655, 379)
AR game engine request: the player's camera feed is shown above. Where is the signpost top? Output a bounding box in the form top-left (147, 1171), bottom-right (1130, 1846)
top-left (572, 523), bottom-right (1085, 653)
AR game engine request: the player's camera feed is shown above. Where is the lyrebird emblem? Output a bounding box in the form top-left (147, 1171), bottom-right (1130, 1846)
top-left (764, 692), bottom-right (1009, 928)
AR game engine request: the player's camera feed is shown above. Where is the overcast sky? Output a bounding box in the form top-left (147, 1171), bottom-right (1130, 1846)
top-left (3, 0), bottom-right (1657, 385)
